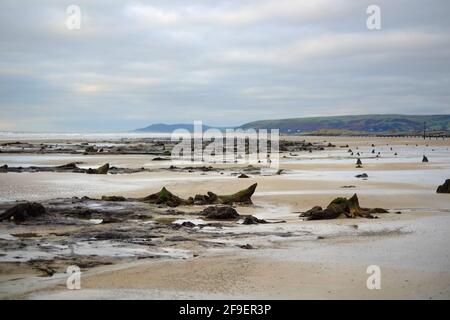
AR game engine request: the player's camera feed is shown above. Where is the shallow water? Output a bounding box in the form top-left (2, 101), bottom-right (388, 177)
top-left (0, 238), bottom-right (192, 263)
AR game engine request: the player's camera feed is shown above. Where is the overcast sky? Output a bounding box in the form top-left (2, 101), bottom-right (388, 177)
top-left (1, 0), bottom-right (449, 132)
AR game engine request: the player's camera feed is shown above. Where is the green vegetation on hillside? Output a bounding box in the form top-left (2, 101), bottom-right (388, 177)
top-left (240, 114), bottom-right (450, 134)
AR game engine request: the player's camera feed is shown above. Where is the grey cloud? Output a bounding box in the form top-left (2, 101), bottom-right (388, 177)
top-left (0, 0), bottom-right (449, 131)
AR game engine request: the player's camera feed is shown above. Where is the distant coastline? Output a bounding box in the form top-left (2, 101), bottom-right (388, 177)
top-left (134, 114), bottom-right (450, 137)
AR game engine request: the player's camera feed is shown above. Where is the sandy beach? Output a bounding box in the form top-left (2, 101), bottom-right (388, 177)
top-left (1, 135), bottom-right (449, 299)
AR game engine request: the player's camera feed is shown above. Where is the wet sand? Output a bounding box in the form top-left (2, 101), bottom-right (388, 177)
top-left (1, 136), bottom-right (449, 299)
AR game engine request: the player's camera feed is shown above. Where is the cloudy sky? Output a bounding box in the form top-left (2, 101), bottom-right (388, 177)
top-left (1, 0), bottom-right (449, 132)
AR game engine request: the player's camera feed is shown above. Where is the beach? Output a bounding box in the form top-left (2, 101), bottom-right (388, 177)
top-left (0, 135), bottom-right (449, 299)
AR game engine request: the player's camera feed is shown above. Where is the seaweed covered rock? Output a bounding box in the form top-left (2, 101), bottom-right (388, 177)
top-left (87, 163), bottom-right (109, 174)
top-left (0, 202), bottom-right (47, 222)
top-left (202, 206), bottom-right (240, 220)
top-left (436, 179), bottom-right (450, 193)
top-left (142, 187), bottom-right (187, 207)
top-left (217, 183), bottom-right (257, 205)
top-left (140, 184), bottom-right (257, 207)
top-left (191, 184), bottom-right (257, 206)
top-left (300, 194), bottom-right (387, 220)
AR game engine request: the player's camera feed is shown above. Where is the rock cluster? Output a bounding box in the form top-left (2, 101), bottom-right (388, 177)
top-left (0, 202), bottom-right (47, 222)
top-left (300, 194), bottom-right (388, 220)
top-left (140, 184), bottom-right (258, 207)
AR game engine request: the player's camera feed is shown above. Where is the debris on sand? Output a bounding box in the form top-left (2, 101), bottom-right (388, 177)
top-left (242, 216), bottom-right (268, 225)
top-left (436, 179), bottom-right (450, 193)
top-left (239, 244), bottom-right (254, 249)
top-left (201, 206), bottom-right (240, 220)
top-left (300, 194), bottom-right (388, 220)
top-left (0, 202), bottom-right (47, 223)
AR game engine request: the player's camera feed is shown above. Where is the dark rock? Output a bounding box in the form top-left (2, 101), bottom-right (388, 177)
top-left (242, 216), bottom-right (268, 225)
top-left (101, 216), bottom-right (123, 223)
top-left (422, 155), bottom-right (429, 163)
top-left (202, 206), bottom-right (240, 220)
top-left (84, 146), bottom-right (97, 153)
top-left (238, 174), bottom-right (250, 178)
top-left (192, 192), bottom-right (218, 205)
top-left (166, 236), bottom-right (189, 242)
top-left (367, 208), bottom-right (389, 214)
top-left (355, 173), bottom-right (368, 178)
top-left (101, 195), bottom-right (127, 202)
top-left (180, 221), bottom-right (196, 228)
top-left (92, 231), bottom-right (132, 240)
top-left (239, 244), bottom-right (254, 249)
top-left (0, 202), bottom-right (47, 222)
top-left (356, 158), bottom-right (362, 166)
top-left (436, 179), bottom-right (450, 193)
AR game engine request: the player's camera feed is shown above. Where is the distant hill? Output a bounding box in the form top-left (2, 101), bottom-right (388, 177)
top-left (135, 123), bottom-right (222, 133)
top-left (240, 114), bottom-right (450, 134)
